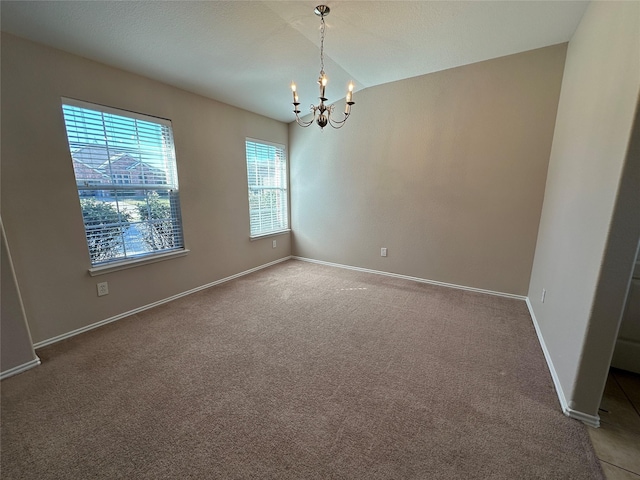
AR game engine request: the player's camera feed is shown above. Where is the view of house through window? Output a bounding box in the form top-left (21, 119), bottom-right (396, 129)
top-left (245, 139), bottom-right (288, 237)
top-left (62, 99), bottom-right (184, 267)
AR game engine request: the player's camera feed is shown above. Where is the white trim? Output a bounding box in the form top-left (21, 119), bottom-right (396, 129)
top-left (0, 357), bottom-right (41, 380)
top-left (564, 408), bottom-right (601, 428)
top-left (292, 257), bottom-right (601, 426)
top-left (89, 249), bottom-right (190, 276)
top-left (525, 298), bottom-right (600, 428)
top-left (291, 256), bottom-right (527, 300)
top-left (249, 230), bottom-right (291, 241)
top-left (34, 256), bottom-right (292, 349)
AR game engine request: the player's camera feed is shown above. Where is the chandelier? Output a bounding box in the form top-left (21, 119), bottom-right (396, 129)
top-left (291, 5), bottom-right (355, 130)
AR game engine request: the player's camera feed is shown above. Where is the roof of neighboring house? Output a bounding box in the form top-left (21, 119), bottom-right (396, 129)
top-left (70, 146), bottom-right (165, 176)
top-left (72, 157), bottom-right (110, 183)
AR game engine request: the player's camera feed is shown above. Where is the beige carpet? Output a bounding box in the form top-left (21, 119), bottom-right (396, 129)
top-left (1, 260), bottom-right (603, 479)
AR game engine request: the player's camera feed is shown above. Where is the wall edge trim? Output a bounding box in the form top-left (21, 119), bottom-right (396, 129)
top-left (33, 256), bottom-right (292, 349)
top-left (564, 406), bottom-right (601, 428)
top-left (525, 298), bottom-right (601, 428)
top-left (291, 256), bottom-right (527, 300)
top-left (0, 357), bottom-right (41, 380)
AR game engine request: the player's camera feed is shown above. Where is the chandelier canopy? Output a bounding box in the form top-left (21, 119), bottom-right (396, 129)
top-left (291, 5), bottom-right (355, 130)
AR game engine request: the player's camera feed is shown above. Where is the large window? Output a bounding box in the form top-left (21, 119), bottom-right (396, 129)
top-left (245, 139), bottom-right (288, 237)
top-left (62, 98), bottom-right (184, 267)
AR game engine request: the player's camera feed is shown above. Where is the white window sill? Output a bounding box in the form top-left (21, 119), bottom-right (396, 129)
top-left (88, 249), bottom-right (190, 276)
top-left (249, 230), bottom-right (291, 241)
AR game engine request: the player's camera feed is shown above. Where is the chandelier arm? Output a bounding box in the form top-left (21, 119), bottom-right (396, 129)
top-left (292, 103), bottom-right (318, 127)
top-left (294, 113), bottom-right (315, 128)
top-left (324, 104), bottom-right (351, 129)
top-left (327, 113), bottom-right (350, 129)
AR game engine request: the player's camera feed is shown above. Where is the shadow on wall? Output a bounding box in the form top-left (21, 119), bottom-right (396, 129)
top-left (612, 245), bottom-right (640, 374)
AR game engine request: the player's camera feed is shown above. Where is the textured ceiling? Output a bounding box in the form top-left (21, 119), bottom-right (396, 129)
top-left (0, 1), bottom-right (589, 123)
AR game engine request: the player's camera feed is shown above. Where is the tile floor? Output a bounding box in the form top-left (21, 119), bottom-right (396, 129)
top-left (588, 368), bottom-right (640, 479)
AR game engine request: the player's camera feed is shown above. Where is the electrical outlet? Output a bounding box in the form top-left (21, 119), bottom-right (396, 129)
top-left (272, 239), bottom-right (277, 248)
top-left (381, 247), bottom-right (387, 257)
top-left (97, 282), bottom-right (109, 297)
top-left (541, 288), bottom-right (546, 303)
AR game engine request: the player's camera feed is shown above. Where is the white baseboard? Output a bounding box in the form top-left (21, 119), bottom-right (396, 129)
top-left (291, 256), bottom-right (527, 300)
top-left (525, 298), bottom-right (600, 428)
top-left (24, 255), bottom-right (601, 428)
top-left (295, 257), bottom-right (602, 426)
top-left (0, 357), bottom-right (41, 380)
top-left (33, 256), bottom-right (292, 349)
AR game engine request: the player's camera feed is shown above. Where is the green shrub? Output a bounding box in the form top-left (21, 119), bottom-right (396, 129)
top-left (137, 191), bottom-right (177, 250)
top-left (80, 198), bottom-right (131, 263)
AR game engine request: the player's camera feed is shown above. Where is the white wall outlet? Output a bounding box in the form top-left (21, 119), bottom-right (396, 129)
top-left (97, 282), bottom-right (109, 297)
top-left (381, 247), bottom-right (388, 257)
top-left (272, 239), bottom-right (277, 248)
top-left (541, 288), bottom-right (546, 303)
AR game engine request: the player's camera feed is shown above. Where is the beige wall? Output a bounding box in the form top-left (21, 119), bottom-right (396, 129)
top-left (1, 220), bottom-right (38, 375)
top-left (290, 45), bottom-right (567, 296)
top-left (1, 33), bottom-right (290, 344)
top-left (528, 1), bottom-right (640, 417)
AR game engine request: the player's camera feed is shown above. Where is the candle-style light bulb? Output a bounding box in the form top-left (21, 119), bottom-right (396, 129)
top-left (345, 82), bottom-right (354, 114)
top-left (291, 83), bottom-right (297, 103)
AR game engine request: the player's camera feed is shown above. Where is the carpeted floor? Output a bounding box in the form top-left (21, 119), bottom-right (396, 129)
top-left (1, 260), bottom-right (603, 479)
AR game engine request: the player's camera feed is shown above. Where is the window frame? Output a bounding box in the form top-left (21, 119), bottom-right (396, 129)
top-left (245, 138), bottom-right (289, 239)
top-left (61, 98), bottom-right (187, 273)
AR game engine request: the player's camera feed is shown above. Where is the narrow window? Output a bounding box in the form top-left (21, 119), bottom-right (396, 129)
top-left (62, 99), bottom-right (184, 267)
top-left (245, 139), bottom-right (288, 237)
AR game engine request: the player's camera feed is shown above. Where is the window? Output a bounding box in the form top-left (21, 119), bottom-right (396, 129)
top-left (62, 98), bottom-right (184, 267)
top-left (245, 139), bottom-right (288, 237)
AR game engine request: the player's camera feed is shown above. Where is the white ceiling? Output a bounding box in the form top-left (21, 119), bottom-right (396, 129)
top-left (0, 1), bottom-right (589, 123)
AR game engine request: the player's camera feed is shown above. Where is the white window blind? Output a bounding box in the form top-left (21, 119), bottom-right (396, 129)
top-left (245, 139), bottom-right (288, 237)
top-left (61, 98), bottom-right (185, 266)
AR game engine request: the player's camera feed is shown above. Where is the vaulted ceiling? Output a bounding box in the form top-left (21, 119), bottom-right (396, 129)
top-left (0, 1), bottom-right (589, 123)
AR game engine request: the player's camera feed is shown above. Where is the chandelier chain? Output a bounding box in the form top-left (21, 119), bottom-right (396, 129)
top-left (319, 14), bottom-right (325, 75)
